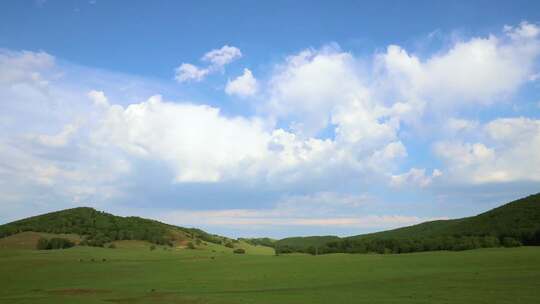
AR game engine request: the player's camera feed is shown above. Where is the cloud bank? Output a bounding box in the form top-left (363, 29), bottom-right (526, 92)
top-left (1, 22), bottom-right (540, 236)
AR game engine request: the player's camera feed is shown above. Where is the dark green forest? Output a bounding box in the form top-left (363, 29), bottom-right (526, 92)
top-left (239, 237), bottom-right (277, 248)
top-left (36, 237), bottom-right (75, 250)
top-left (276, 193), bottom-right (540, 254)
top-left (0, 207), bottom-right (224, 247)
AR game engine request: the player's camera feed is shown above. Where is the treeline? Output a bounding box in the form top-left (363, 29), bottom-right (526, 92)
top-left (185, 228), bottom-right (226, 245)
top-left (239, 237), bottom-right (276, 248)
top-left (36, 237), bottom-right (75, 250)
top-left (0, 207), bottom-right (224, 247)
top-left (276, 235), bottom-right (528, 255)
top-left (276, 193), bottom-right (540, 255)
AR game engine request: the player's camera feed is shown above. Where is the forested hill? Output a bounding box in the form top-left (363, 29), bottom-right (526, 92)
top-left (0, 207), bottom-right (226, 246)
top-left (275, 236), bottom-right (340, 252)
top-left (2, 193), bottom-right (539, 254)
top-left (276, 193), bottom-right (540, 254)
top-left (350, 192), bottom-right (540, 241)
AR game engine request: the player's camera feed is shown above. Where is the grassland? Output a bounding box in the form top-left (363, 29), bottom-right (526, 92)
top-left (1, 245), bottom-right (539, 303)
top-left (0, 231), bottom-right (81, 250)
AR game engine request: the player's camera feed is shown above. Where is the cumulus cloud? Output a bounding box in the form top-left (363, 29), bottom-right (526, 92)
top-left (174, 63), bottom-right (210, 83)
top-left (202, 45), bottom-right (242, 67)
top-left (175, 45), bottom-right (242, 83)
top-left (445, 118), bottom-right (479, 134)
top-left (376, 21), bottom-right (540, 109)
top-left (0, 50), bottom-right (55, 85)
top-left (2, 22), bottom-right (540, 229)
top-left (91, 94), bottom-right (380, 184)
top-left (0, 51), bottom-right (134, 217)
top-left (265, 45), bottom-right (407, 176)
top-left (33, 123), bottom-right (79, 147)
top-left (435, 117), bottom-right (540, 183)
top-left (225, 68), bottom-right (258, 97)
top-left (391, 168), bottom-right (442, 188)
top-left (267, 47), bottom-right (362, 135)
top-left (88, 90), bottom-right (109, 107)
top-left (93, 94), bottom-right (270, 182)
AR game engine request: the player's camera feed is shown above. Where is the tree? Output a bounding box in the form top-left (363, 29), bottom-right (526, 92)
top-left (502, 237), bottom-right (522, 247)
top-left (36, 237), bottom-right (49, 250)
top-left (233, 248), bottom-right (245, 254)
top-left (36, 237), bottom-right (75, 250)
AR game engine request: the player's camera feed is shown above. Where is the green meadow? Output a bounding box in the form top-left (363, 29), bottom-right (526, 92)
top-left (1, 245), bottom-right (539, 304)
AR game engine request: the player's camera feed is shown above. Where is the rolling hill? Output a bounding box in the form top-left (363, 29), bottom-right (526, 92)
top-left (275, 235), bottom-right (340, 253)
top-left (0, 207), bottom-right (228, 248)
top-left (276, 193), bottom-right (540, 254)
top-left (1, 193), bottom-right (539, 254)
top-left (349, 192), bottom-right (540, 242)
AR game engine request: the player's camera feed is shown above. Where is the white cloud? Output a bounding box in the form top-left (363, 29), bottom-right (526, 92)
top-left (0, 51), bottom-right (134, 211)
top-left (435, 117), bottom-right (540, 183)
top-left (377, 22), bottom-right (540, 108)
top-left (445, 118), bottom-right (479, 133)
top-left (175, 45), bottom-right (242, 83)
top-left (33, 123), bottom-right (79, 147)
top-left (88, 90), bottom-right (109, 107)
top-left (90, 92), bottom-right (406, 184)
top-left (225, 68), bottom-right (258, 97)
top-left (391, 168), bottom-right (442, 188)
top-left (2, 21), bottom-right (540, 227)
top-left (504, 21), bottom-right (540, 40)
top-left (202, 45), bottom-right (242, 67)
top-left (174, 63), bottom-right (209, 83)
top-left (161, 210), bottom-right (433, 229)
top-left (94, 94), bottom-right (270, 182)
top-left (0, 50), bottom-right (55, 86)
top-left (106, 23), bottom-right (540, 186)
top-left (265, 46), bottom-right (407, 173)
top-left (267, 47), bottom-right (363, 136)
top-left (157, 191), bottom-right (440, 231)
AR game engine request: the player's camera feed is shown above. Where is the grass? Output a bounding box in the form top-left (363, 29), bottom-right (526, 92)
top-left (0, 231), bottom-right (81, 250)
top-left (1, 246), bottom-right (539, 303)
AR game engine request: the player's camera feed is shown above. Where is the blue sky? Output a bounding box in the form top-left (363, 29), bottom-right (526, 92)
top-left (1, 1), bottom-right (540, 238)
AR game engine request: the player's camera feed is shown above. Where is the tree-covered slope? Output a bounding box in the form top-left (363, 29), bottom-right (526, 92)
top-left (350, 193), bottom-right (540, 242)
top-left (275, 236), bottom-right (341, 253)
top-left (276, 193), bottom-right (540, 254)
top-left (239, 237), bottom-right (277, 248)
top-left (0, 207), bottom-right (226, 246)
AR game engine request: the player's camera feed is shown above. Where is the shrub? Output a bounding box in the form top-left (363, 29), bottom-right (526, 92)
top-left (502, 237), bottom-right (522, 247)
top-left (108, 243), bottom-right (116, 249)
top-left (150, 245), bottom-right (156, 251)
top-left (186, 242), bottom-right (196, 249)
top-left (36, 237), bottom-right (49, 250)
top-left (225, 242), bottom-right (234, 248)
top-left (233, 248), bottom-right (245, 254)
top-left (36, 237), bottom-right (75, 250)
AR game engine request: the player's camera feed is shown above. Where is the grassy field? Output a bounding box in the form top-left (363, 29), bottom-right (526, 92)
top-left (1, 245), bottom-right (539, 303)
